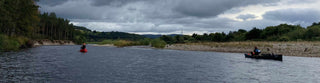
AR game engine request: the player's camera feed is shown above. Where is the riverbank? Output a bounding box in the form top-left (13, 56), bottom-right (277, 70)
top-left (165, 42), bottom-right (320, 57)
top-left (88, 39), bottom-right (166, 48)
top-left (32, 40), bottom-right (76, 47)
top-left (0, 34), bottom-right (76, 52)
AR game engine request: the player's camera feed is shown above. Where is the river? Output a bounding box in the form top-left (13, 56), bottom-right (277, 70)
top-left (0, 45), bottom-right (320, 83)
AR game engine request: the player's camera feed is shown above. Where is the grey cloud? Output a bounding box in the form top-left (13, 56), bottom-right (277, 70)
top-left (38, 0), bottom-right (126, 20)
top-left (223, 8), bottom-right (243, 14)
top-left (263, 8), bottom-right (320, 25)
top-left (39, 0), bottom-right (320, 34)
top-left (39, 0), bottom-right (279, 20)
top-left (91, 0), bottom-right (132, 7)
top-left (37, 0), bottom-right (69, 6)
top-left (91, 0), bottom-right (157, 7)
top-left (230, 19), bottom-right (285, 30)
top-left (286, 0), bottom-right (318, 4)
top-left (174, 0), bottom-right (279, 18)
top-left (236, 14), bottom-right (257, 21)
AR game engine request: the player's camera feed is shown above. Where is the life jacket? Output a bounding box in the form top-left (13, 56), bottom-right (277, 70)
top-left (256, 49), bottom-right (261, 53)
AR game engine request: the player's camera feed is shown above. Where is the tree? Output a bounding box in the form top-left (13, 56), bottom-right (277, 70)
top-left (174, 35), bottom-right (185, 43)
top-left (246, 27), bottom-right (262, 40)
top-left (305, 25), bottom-right (320, 40)
top-left (160, 35), bottom-right (176, 44)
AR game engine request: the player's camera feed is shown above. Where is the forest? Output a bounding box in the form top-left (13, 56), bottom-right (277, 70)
top-left (0, 0), bottom-right (89, 51)
top-left (160, 23), bottom-right (320, 44)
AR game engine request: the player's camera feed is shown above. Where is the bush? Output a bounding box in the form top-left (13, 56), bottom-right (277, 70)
top-left (151, 39), bottom-right (167, 48)
top-left (0, 34), bottom-right (21, 51)
top-left (74, 36), bottom-right (87, 44)
top-left (114, 40), bottom-right (133, 47)
top-left (137, 38), bottom-right (151, 45)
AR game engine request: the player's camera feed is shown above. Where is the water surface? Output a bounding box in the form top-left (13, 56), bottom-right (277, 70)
top-left (0, 45), bottom-right (320, 83)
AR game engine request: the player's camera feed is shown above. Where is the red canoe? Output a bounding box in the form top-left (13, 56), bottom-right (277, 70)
top-left (80, 49), bottom-right (88, 52)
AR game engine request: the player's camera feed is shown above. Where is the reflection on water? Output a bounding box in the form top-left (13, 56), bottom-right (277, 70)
top-left (1, 45), bottom-right (320, 83)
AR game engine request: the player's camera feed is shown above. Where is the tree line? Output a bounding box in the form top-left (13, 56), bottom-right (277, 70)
top-left (160, 23), bottom-right (320, 44)
top-left (74, 26), bottom-right (145, 42)
top-left (0, 0), bottom-right (88, 51)
top-left (0, 0), bottom-right (87, 42)
top-left (0, 0), bottom-right (40, 37)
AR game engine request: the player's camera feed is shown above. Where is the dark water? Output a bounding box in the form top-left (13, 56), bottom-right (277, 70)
top-left (0, 45), bottom-right (320, 83)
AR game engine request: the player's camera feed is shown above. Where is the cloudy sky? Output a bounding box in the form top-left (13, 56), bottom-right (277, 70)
top-left (37, 0), bottom-right (320, 35)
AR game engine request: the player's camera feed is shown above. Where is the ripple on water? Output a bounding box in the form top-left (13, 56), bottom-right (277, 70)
top-left (1, 45), bottom-right (320, 83)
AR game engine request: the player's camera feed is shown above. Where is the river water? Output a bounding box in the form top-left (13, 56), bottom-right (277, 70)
top-left (0, 45), bottom-right (320, 83)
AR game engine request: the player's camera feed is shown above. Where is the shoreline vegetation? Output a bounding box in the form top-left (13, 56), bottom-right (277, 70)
top-left (88, 39), bottom-right (167, 48)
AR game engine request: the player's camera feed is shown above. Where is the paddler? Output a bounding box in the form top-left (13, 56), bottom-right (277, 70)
top-left (251, 46), bottom-right (261, 55)
top-left (81, 43), bottom-right (86, 49)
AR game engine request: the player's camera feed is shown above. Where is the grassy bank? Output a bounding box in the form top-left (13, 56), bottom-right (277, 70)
top-left (165, 41), bottom-right (320, 57)
top-left (0, 34), bottom-right (31, 52)
top-left (89, 38), bottom-right (166, 48)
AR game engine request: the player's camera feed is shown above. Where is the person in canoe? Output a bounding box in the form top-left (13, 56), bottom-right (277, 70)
top-left (81, 43), bottom-right (86, 49)
top-left (251, 46), bottom-right (261, 55)
top-left (80, 43), bottom-right (87, 52)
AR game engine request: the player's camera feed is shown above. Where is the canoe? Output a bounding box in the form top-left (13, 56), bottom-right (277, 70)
top-left (244, 53), bottom-right (282, 61)
top-left (80, 49), bottom-right (87, 53)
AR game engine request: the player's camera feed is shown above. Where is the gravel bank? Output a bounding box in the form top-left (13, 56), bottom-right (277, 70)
top-left (165, 42), bottom-right (320, 57)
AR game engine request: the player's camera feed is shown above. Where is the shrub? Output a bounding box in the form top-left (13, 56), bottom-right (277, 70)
top-left (151, 39), bottom-right (167, 48)
top-left (0, 34), bottom-right (21, 51)
top-left (137, 38), bottom-right (151, 45)
top-left (114, 40), bottom-right (133, 47)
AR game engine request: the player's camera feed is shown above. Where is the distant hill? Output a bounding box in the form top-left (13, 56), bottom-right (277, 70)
top-left (74, 26), bottom-right (145, 41)
top-left (87, 31), bottom-right (145, 41)
top-left (142, 34), bottom-right (181, 39)
top-left (74, 26), bottom-right (91, 32)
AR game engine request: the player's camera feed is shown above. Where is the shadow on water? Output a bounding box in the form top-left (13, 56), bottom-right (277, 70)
top-left (0, 45), bottom-right (320, 83)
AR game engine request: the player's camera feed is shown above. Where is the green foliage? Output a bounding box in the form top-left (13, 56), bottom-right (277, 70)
top-left (85, 31), bottom-right (145, 42)
top-left (74, 35), bottom-right (87, 44)
top-left (210, 32), bottom-right (227, 42)
top-left (158, 23), bottom-right (320, 44)
top-left (175, 35), bottom-right (185, 43)
top-left (137, 38), bottom-right (151, 45)
top-left (0, 0), bottom-right (39, 37)
top-left (305, 25), bottom-right (320, 40)
top-left (151, 39), bottom-right (167, 48)
top-left (183, 35), bottom-right (196, 43)
top-left (246, 27), bottom-right (262, 40)
top-left (113, 40), bottom-right (134, 47)
top-left (261, 24), bottom-right (302, 40)
top-left (227, 29), bottom-right (247, 41)
top-left (38, 12), bottom-right (77, 40)
top-left (160, 35), bottom-right (177, 44)
top-left (285, 28), bottom-right (306, 41)
top-left (0, 34), bottom-right (22, 51)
